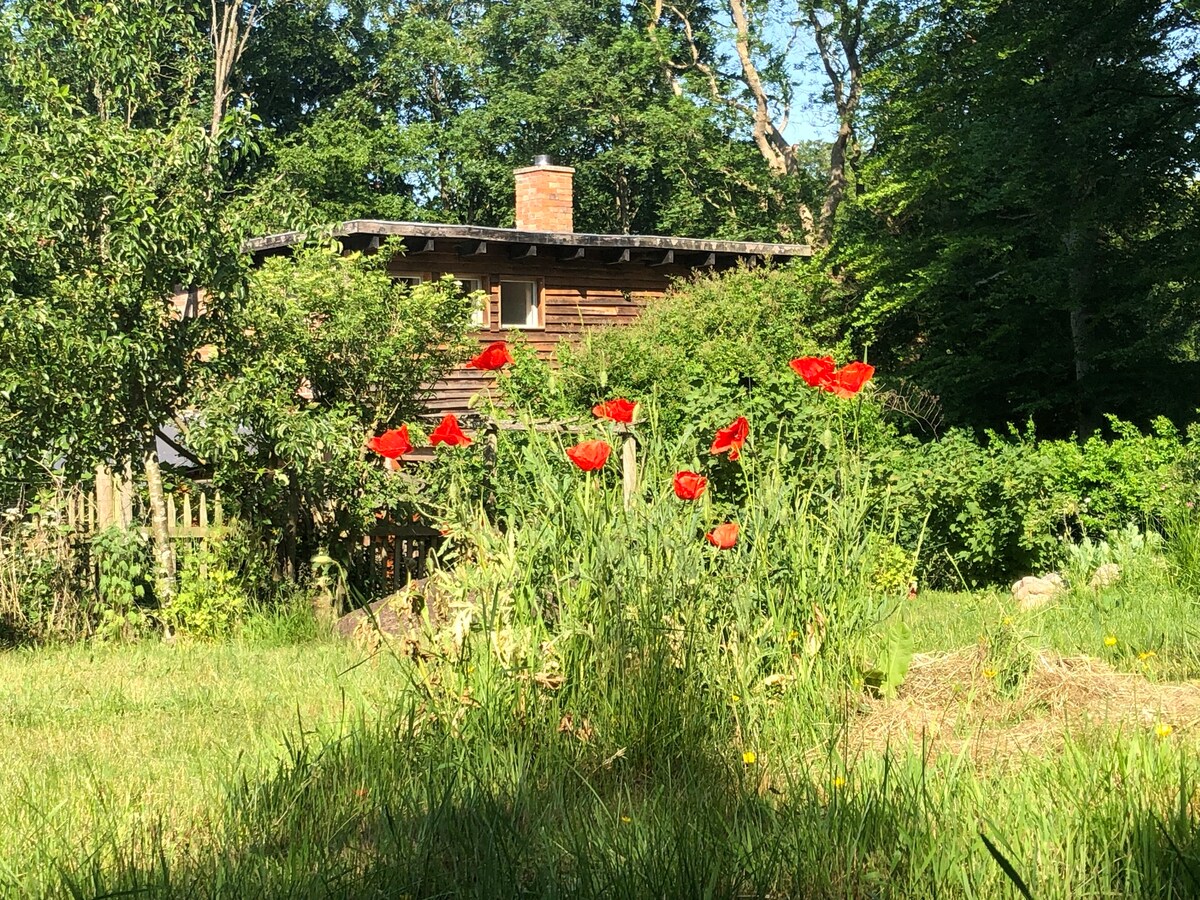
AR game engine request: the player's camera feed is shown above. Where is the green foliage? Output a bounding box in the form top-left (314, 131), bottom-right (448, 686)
top-left (1040, 416), bottom-right (1195, 536)
top-left (560, 263), bottom-right (859, 433)
top-left (839, 0), bottom-right (1200, 433)
top-left (1163, 506), bottom-right (1200, 592)
top-left (188, 244), bottom-right (475, 549)
top-left (0, 0), bottom-right (250, 481)
top-left (236, 0), bottom-right (799, 239)
top-left (868, 620), bottom-right (913, 699)
top-left (885, 428), bottom-right (1068, 586)
top-left (165, 541), bottom-right (250, 640)
top-left (870, 540), bottom-right (916, 595)
top-left (0, 491), bottom-right (93, 643)
top-left (89, 526), bottom-right (151, 641)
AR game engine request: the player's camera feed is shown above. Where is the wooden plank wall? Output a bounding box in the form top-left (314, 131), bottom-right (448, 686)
top-left (388, 250), bottom-right (691, 415)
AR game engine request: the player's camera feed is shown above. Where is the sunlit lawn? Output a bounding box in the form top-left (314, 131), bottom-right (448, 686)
top-left (4, 585), bottom-right (1200, 897)
top-left (0, 630), bottom-right (404, 883)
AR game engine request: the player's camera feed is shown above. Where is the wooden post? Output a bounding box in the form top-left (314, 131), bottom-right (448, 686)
top-left (118, 464), bottom-right (134, 528)
top-left (484, 419), bottom-right (499, 510)
top-left (621, 433), bottom-right (638, 508)
top-left (166, 493), bottom-right (176, 537)
top-left (95, 465), bottom-right (114, 529)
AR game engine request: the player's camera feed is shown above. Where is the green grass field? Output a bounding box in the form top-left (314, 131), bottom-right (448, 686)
top-left (0, 628), bottom-right (414, 895)
top-left (4, 581), bottom-right (1200, 899)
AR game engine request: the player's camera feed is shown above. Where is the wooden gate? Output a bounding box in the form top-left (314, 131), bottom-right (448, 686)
top-left (351, 522), bottom-right (444, 598)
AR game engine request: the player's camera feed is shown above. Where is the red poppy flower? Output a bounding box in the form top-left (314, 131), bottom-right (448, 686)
top-left (789, 355), bottom-right (836, 387)
top-left (710, 416), bottom-right (749, 461)
top-left (673, 471), bottom-right (708, 501)
top-left (467, 341), bottom-right (514, 370)
top-left (566, 439), bottom-right (611, 471)
top-left (367, 425), bottom-right (413, 459)
top-left (706, 522), bottom-right (739, 550)
top-left (592, 397), bottom-right (637, 424)
top-left (824, 361), bottom-right (875, 398)
top-left (429, 414), bottom-right (472, 447)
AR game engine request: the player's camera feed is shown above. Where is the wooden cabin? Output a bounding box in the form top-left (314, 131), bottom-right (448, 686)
top-left (246, 159), bottom-right (811, 415)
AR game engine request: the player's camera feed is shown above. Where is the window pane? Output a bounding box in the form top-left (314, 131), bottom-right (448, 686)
top-left (500, 281), bottom-right (537, 327)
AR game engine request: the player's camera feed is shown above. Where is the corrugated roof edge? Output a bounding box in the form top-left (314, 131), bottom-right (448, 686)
top-left (242, 219), bottom-right (811, 258)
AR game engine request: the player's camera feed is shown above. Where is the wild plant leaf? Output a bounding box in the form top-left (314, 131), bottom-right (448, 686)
top-left (876, 620), bottom-right (913, 699)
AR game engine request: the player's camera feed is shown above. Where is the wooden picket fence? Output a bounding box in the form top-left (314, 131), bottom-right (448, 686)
top-left (164, 488), bottom-right (226, 539)
top-left (54, 472), bottom-right (226, 543)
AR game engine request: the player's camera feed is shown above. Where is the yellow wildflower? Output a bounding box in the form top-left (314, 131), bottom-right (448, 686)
top-left (1139, 650), bottom-right (1157, 661)
top-left (742, 751), bottom-right (757, 765)
top-left (1156, 723), bottom-right (1174, 739)
top-left (620, 815), bottom-right (632, 823)
top-left (983, 668), bottom-right (998, 679)
top-left (1104, 635), bottom-right (1118, 647)
top-left (1002, 616), bottom-right (1013, 626)
top-left (787, 630), bottom-right (800, 642)
top-left (832, 776), bottom-right (845, 789)
top-left (731, 693), bottom-right (741, 703)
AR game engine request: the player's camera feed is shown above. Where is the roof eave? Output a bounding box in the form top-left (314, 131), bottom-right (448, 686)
top-left (243, 220), bottom-right (811, 259)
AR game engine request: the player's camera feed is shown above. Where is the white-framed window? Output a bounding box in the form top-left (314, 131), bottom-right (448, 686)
top-left (499, 279), bottom-right (541, 329)
top-left (454, 276), bottom-right (488, 328)
top-left (394, 274), bottom-right (423, 287)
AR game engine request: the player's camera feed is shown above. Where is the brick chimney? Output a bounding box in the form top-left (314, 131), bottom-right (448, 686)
top-left (514, 155), bottom-right (574, 233)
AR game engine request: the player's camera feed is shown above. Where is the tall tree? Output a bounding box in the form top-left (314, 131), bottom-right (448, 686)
top-left (233, 0), bottom-right (800, 239)
top-left (838, 0), bottom-right (1200, 433)
top-left (0, 0), bottom-right (253, 601)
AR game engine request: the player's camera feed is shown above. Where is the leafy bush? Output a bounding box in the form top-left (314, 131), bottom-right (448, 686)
top-left (558, 262), bottom-right (855, 435)
top-left (189, 243), bottom-right (476, 568)
top-left (89, 526), bottom-right (152, 641)
top-left (165, 540), bottom-right (249, 640)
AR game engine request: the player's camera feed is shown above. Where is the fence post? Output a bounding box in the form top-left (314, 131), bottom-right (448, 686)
top-left (118, 464), bottom-right (134, 527)
top-left (621, 432), bottom-right (638, 508)
top-left (95, 465), bottom-right (114, 529)
top-left (484, 419), bottom-right (499, 509)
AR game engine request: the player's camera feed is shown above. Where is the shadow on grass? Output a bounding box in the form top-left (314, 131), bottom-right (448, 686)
top-left (27, 640), bottom-right (1200, 900)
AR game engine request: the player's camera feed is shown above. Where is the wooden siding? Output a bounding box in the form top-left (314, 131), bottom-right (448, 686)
top-left (389, 249), bottom-right (692, 415)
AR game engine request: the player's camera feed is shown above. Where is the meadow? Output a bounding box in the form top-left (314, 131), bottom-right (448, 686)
top-left (5, 410), bottom-right (1200, 899)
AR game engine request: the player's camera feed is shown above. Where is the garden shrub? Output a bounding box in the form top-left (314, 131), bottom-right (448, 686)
top-left (558, 261), bottom-right (853, 435)
top-left (90, 525), bottom-right (152, 640)
top-left (165, 539), bottom-right (249, 639)
top-left (492, 262), bottom-right (1200, 588)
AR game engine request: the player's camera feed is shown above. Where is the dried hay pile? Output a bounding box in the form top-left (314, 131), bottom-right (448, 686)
top-left (846, 648), bottom-right (1200, 768)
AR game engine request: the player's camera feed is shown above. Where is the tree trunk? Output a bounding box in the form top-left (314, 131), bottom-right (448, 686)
top-left (1064, 221), bottom-right (1097, 434)
top-left (143, 436), bottom-right (175, 608)
top-left (818, 118), bottom-right (854, 248)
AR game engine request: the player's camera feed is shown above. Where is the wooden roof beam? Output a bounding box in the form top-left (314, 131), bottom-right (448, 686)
top-left (556, 247), bottom-right (586, 261)
top-left (405, 237), bottom-right (436, 254)
top-left (648, 249), bottom-right (675, 267)
top-left (509, 243), bottom-right (538, 259)
top-left (457, 240), bottom-right (487, 256)
top-left (604, 248), bottom-right (631, 265)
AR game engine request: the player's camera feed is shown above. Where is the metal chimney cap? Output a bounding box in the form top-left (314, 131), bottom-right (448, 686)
top-left (532, 154), bottom-right (554, 166)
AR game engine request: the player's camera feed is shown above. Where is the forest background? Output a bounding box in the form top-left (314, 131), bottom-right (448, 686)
top-left (4, 0), bottom-right (1199, 456)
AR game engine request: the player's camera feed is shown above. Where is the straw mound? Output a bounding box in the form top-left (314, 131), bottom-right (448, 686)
top-left (848, 648), bottom-right (1200, 766)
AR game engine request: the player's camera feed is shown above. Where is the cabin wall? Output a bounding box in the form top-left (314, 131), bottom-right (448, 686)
top-left (387, 249), bottom-right (695, 415)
